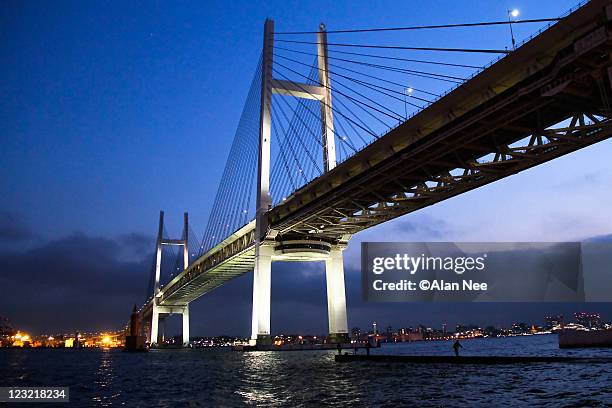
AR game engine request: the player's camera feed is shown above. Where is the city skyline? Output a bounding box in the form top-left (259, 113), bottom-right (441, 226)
top-left (2, 309), bottom-right (608, 340)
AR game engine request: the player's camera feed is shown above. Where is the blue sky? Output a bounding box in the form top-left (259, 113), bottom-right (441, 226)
top-left (2, 0), bottom-right (612, 335)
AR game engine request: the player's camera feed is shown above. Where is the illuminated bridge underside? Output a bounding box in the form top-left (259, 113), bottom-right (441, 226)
top-left (142, 221), bottom-right (256, 311)
top-left (144, 1), bottom-right (612, 312)
top-left (269, 1), bottom-right (612, 242)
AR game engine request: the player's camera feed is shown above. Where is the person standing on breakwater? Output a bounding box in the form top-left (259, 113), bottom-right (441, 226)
top-left (366, 340), bottom-right (372, 356)
top-left (453, 340), bottom-right (463, 357)
top-left (337, 342), bottom-right (342, 355)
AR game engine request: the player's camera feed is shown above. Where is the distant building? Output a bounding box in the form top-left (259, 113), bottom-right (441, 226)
top-left (574, 312), bottom-right (601, 329)
top-left (0, 317), bottom-right (15, 347)
top-left (483, 326), bottom-right (502, 337)
top-left (544, 315), bottom-right (564, 330)
top-left (394, 331), bottom-right (424, 342)
top-left (453, 325), bottom-right (483, 338)
top-left (511, 322), bottom-right (529, 335)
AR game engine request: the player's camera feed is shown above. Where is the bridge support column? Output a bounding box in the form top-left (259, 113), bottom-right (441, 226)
top-left (150, 304), bottom-right (160, 346)
top-left (317, 23), bottom-right (337, 172)
top-left (182, 304), bottom-right (190, 347)
top-left (250, 245), bottom-right (273, 345)
top-left (160, 317), bottom-right (166, 344)
top-left (325, 248), bottom-right (349, 343)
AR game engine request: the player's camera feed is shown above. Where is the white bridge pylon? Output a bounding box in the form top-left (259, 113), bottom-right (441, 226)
top-left (251, 19), bottom-right (349, 345)
top-left (150, 211), bottom-right (190, 347)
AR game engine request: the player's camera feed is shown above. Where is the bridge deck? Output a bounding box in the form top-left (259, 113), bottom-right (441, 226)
top-left (142, 221), bottom-right (256, 311)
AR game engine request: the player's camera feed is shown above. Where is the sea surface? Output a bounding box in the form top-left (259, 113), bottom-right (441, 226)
top-left (1, 335), bottom-right (611, 407)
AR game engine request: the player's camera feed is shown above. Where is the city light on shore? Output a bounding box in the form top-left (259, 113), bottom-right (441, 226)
top-left (2, 330), bottom-right (125, 348)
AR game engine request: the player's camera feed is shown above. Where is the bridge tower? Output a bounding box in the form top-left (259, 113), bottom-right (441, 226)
top-left (251, 19), bottom-right (349, 345)
top-left (150, 211), bottom-right (190, 347)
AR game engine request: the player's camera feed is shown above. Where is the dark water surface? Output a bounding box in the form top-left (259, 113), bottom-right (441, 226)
top-left (1, 335), bottom-right (611, 407)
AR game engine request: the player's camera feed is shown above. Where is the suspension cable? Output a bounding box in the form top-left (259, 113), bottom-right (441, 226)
top-left (275, 39), bottom-right (511, 54)
top-left (275, 18), bottom-right (561, 35)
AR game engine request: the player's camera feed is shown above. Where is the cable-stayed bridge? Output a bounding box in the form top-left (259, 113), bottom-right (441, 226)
top-left (138, 0), bottom-right (612, 346)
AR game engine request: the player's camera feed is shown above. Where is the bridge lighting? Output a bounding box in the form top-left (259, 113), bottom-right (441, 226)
top-left (403, 87), bottom-right (413, 119)
top-left (507, 9), bottom-right (519, 50)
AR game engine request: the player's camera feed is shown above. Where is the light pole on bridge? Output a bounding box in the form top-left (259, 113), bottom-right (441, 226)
top-left (507, 8), bottom-right (519, 51)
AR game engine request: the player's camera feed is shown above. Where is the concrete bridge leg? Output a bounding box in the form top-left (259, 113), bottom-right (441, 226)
top-left (150, 304), bottom-right (160, 346)
top-left (250, 245), bottom-right (273, 345)
top-left (159, 316), bottom-right (166, 344)
top-left (182, 304), bottom-right (190, 346)
top-left (325, 248), bottom-right (349, 343)
top-left (149, 304), bottom-right (189, 347)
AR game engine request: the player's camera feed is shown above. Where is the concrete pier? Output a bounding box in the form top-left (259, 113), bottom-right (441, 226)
top-left (334, 354), bottom-right (612, 364)
top-left (559, 329), bottom-right (612, 348)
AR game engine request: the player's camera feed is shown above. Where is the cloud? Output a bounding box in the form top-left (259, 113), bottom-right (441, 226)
top-left (343, 214), bottom-right (456, 270)
top-left (388, 215), bottom-right (453, 239)
top-left (583, 234), bottom-right (612, 243)
top-left (0, 211), bottom-right (34, 241)
top-left (0, 233), bottom-right (152, 334)
top-left (116, 232), bottom-right (156, 262)
top-left (2, 227), bottom-right (611, 338)
top-left (552, 170), bottom-right (610, 189)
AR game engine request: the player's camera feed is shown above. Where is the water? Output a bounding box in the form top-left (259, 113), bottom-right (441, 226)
top-left (1, 335), bottom-right (611, 407)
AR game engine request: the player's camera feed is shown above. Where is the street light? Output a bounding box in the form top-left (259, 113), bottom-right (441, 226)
top-left (507, 9), bottom-right (519, 50)
top-left (404, 87), bottom-right (413, 119)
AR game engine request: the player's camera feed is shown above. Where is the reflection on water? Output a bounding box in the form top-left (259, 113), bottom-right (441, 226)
top-left (235, 350), bottom-right (362, 406)
top-left (1, 335), bottom-right (611, 407)
top-left (93, 349), bottom-right (117, 406)
top-left (237, 352), bottom-right (285, 405)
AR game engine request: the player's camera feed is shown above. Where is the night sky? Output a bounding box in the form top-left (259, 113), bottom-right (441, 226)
top-left (2, 0), bottom-right (612, 337)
